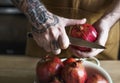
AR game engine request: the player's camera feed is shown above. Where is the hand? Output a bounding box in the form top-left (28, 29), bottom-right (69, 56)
top-left (32, 12), bottom-right (86, 55)
top-left (70, 19), bottom-right (111, 58)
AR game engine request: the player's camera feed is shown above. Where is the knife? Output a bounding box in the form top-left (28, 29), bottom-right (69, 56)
top-left (69, 36), bottom-right (105, 49)
top-left (27, 32), bottom-right (105, 49)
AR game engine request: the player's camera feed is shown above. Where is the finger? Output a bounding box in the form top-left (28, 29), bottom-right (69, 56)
top-left (43, 41), bottom-right (51, 52)
top-left (41, 35), bottom-right (51, 52)
top-left (49, 27), bottom-right (61, 54)
top-left (33, 32), bottom-right (51, 52)
top-left (69, 47), bottom-right (84, 58)
top-left (50, 40), bottom-right (61, 55)
top-left (65, 18), bottom-right (87, 26)
top-left (58, 28), bottom-right (70, 49)
top-left (70, 47), bottom-right (104, 58)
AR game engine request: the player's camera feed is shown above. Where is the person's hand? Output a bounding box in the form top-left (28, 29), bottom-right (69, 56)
top-left (32, 12), bottom-right (86, 55)
top-left (11, 0), bottom-right (86, 55)
top-left (70, 19), bottom-right (111, 58)
top-left (70, 0), bottom-right (120, 58)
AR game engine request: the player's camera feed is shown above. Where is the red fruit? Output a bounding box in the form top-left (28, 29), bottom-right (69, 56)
top-left (70, 23), bottom-right (98, 52)
top-left (63, 57), bottom-right (76, 66)
top-left (86, 73), bottom-right (108, 83)
top-left (61, 60), bottom-right (87, 83)
top-left (36, 56), bottom-right (63, 83)
top-left (50, 77), bottom-right (62, 83)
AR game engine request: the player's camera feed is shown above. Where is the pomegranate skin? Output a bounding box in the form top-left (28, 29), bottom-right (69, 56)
top-left (70, 23), bottom-right (98, 52)
top-left (50, 77), bottom-right (63, 83)
top-left (63, 57), bottom-right (76, 66)
top-left (36, 56), bottom-right (63, 83)
top-left (61, 60), bottom-right (87, 83)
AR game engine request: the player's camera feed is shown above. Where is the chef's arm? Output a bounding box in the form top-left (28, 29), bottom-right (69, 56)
top-left (11, 0), bottom-right (51, 29)
top-left (83, 0), bottom-right (120, 57)
top-left (101, 0), bottom-right (120, 29)
top-left (11, 0), bottom-right (87, 55)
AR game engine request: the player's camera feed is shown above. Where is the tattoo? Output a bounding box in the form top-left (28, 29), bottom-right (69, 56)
top-left (12, 0), bottom-right (59, 33)
top-left (11, 0), bottom-right (26, 10)
top-left (26, 0), bottom-right (59, 28)
top-left (32, 26), bottom-right (46, 34)
top-left (11, 0), bottom-right (20, 4)
top-left (51, 40), bottom-right (59, 50)
top-left (32, 15), bottom-right (59, 34)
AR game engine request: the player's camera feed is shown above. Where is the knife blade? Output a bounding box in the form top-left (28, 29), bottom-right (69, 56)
top-left (69, 36), bottom-right (105, 49)
top-left (27, 32), bottom-right (105, 49)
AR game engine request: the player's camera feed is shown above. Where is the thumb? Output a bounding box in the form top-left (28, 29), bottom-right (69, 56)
top-left (65, 18), bottom-right (87, 26)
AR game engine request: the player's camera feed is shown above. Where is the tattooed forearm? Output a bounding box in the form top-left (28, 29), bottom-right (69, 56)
top-left (11, 0), bottom-right (59, 31)
top-left (32, 15), bottom-right (59, 34)
top-left (11, 0), bottom-right (27, 12)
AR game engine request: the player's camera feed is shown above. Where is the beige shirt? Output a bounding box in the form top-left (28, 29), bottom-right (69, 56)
top-left (26, 0), bottom-right (120, 60)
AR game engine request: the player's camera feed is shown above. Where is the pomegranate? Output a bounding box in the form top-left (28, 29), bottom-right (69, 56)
top-left (50, 77), bottom-right (63, 83)
top-left (86, 73), bottom-right (108, 83)
top-left (70, 23), bottom-right (98, 52)
top-left (61, 60), bottom-right (87, 83)
top-left (36, 56), bottom-right (63, 83)
top-left (63, 57), bottom-right (76, 66)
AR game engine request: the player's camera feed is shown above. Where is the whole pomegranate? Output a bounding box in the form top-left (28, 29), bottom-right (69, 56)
top-left (63, 57), bottom-right (76, 66)
top-left (36, 56), bottom-right (63, 83)
top-left (70, 23), bottom-right (98, 52)
top-left (61, 60), bottom-right (87, 83)
top-left (86, 73), bottom-right (108, 83)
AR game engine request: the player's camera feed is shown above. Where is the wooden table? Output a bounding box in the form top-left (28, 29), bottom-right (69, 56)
top-left (0, 55), bottom-right (120, 83)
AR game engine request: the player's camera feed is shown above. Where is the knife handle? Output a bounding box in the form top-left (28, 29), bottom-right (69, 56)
top-left (27, 32), bottom-right (33, 38)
